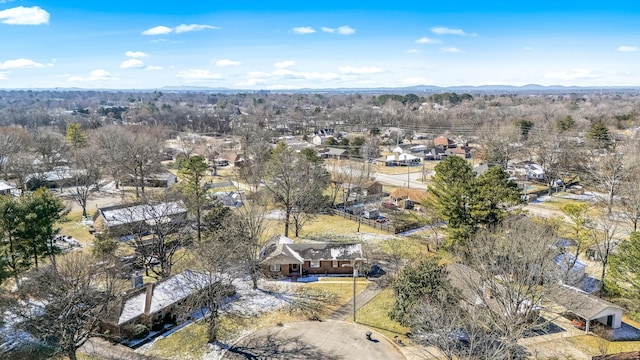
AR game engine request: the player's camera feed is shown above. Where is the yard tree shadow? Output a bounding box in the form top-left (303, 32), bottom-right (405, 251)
top-left (225, 334), bottom-right (342, 359)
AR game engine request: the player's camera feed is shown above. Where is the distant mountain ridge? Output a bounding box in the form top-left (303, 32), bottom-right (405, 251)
top-left (2, 84), bottom-right (639, 95)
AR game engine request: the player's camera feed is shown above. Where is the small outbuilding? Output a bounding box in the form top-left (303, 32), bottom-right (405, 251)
top-left (549, 284), bottom-right (625, 333)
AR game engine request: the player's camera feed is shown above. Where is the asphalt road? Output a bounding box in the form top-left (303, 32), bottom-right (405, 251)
top-left (224, 320), bottom-right (405, 360)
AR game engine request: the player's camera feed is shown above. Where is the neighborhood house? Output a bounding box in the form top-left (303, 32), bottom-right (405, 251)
top-left (101, 271), bottom-right (216, 338)
top-left (260, 235), bottom-right (364, 278)
top-left (93, 201), bottom-right (188, 237)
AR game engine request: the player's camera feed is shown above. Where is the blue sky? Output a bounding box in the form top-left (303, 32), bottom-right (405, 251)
top-left (1, 1), bottom-right (639, 89)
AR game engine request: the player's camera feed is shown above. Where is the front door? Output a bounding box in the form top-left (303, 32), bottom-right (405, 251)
top-left (607, 315), bottom-right (614, 327)
top-left (290, 264), bottom-right (299, 273)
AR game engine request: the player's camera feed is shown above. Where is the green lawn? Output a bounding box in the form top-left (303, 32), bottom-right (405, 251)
top-left (265, 214), bottom-right (390, 241)
top-left (352, 288), bottom-right (411, 344)
top-left (566, 335), bottom-right (640, 356)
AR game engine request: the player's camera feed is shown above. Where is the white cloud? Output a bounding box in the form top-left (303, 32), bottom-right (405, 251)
top-left (337, 26), bottom-right (355, 35)
top-left (142, 26), bottom-right (172, 35)
top-left (272, 69), bottom-right (339, 80)
top-left (321, 27), bottom-right (335, 33)
top-left (145, 66), bottom-right (162, 71)
top-left (68, 69), bottom-right (118, 82)
top-left (442, 47), bottom-right (463, 53)
top-left (617, 46), bottom-right (639, 52)
top-left (176, 69), bottom-right (223, 81)
top-left (339, 66), bottom-right (382, 75)
top-left (120, 59), bottom-right (144, 69)
top-left (544, 68), bottom-right (600, 80)
top-left (400, 77), bottom-right (429, 85)
top-left (407, 49), bottom-right (420, 53)
top-left (292, 26), bottom-right (315, 34)
top-left (274, 60), bottom-right (296, 69)
top-left (216, 59), bottom-right (241, 67)
top-left (175, 24), bottom-right (219, 34)
top-left (125, 51), bottom-right (149, 58)
top-left (235, 78), bottom-right (267, 87)
top-left (416, 37), bottom-right (439, 44)
top-left (0, 6), bottom-right (49, 25)
top-left (245, 68), bottom-right (340, 84)
top-left (0, 58), bottom-right (50, 69)
top-left (0, 1), bottom-right (16, 4)
top-left (0, 71), bottom-right (9, 80)
top-left (523, 46), bottom-right (534, 51)
top-left (431, 26), bottom-right (476, 36)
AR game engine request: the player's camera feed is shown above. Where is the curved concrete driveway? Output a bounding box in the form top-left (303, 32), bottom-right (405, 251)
top-left (223, 320), bottom-right (405, 360)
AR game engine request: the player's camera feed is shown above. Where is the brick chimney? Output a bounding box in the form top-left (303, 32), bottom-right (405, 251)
top-left (144, 283), bottom-right (154, 314)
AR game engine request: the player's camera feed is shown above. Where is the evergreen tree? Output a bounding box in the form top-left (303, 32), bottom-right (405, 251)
top-left (428, 157), bottom-right (523, 247)
top-left (427, 156), bottom-right (476, 244)
top-left (587, 119), bottom-right (611, 147)
top-left (390, 257), bottom-right (451, 326)
top-left (178, 155), bottom-right (209, 243)
top-left (66, 123), bottom-right (88, 148)
top-left (609, 232), bottom-right (640, 297)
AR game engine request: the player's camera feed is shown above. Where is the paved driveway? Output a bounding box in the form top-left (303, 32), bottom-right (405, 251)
top-left (224, 320), bottom-right (405, 360)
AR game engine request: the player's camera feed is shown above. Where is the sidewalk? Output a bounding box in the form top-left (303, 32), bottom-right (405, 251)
top-left (328, 281), bottom-right (383, 321)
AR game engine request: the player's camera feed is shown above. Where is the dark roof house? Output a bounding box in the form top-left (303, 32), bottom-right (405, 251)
top-left (93, 201), bottom-right (187, 237)
top-left (260, 235), bottom-right (364, 278)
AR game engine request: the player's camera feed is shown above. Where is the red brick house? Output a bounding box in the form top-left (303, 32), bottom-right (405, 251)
top-left (434, 136), bottom-right (456, 149)
top-left (260, 235), bottom-right (364, 278)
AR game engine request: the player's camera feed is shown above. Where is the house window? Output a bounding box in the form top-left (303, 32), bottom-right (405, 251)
top-left (270, 264), bottom-right (280, 272)
top-left (332, 261), bottom-right (338, 268)
top-left (310, 260), bottom-right (320, 268)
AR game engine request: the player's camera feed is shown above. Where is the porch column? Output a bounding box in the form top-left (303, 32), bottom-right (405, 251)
top-left (300, 263), bottom-right (302, 276)
top-left (585, 318), bottom-right (590, 334)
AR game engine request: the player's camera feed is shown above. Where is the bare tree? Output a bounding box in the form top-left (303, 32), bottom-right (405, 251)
top-left (617, 177), bottom-right (640, 232)
top-left (263, 143), bottom-right (329, 237)
top-left (186, 218), bottom-right (244, 342)
top-left (559, 203), bottom-right (592, 284)
top-left (32, 129), bottom-right (68, 171)
top-left (120, 197), bottom-right (190, 280)
top-left (585, 143), bottom-right (631, 214)
top-left (588, 213), bottom-right (620, 291)
top-left (16, 252), bottom-right (111, 360)
top-left (0, 126), bottom-right (31, 179)
top-left (68, 144), bottom-right (104, 218)
top-left (7, 151), bottom-right (36, 193)
top-left (94, 125), bottom-right (164, 199)
top-left (234, 195), bottom-right (268, 289)
top-left (326, 160), bottom-right (368, 207)
top-left (456, 217), bottom-right (561, 357)
top-left (235, 126), bottom-right (272, 193)
top-left (419, 202), bottom-right (445, 252)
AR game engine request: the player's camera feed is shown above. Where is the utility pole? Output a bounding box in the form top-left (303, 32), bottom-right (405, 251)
top-left (353, 268), bottom-right (358, 323)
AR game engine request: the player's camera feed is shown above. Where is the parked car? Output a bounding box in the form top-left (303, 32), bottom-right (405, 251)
top-left (381, 201), bottom-right (399, 210)
top-left (367, 264), bottom-right (386, 278)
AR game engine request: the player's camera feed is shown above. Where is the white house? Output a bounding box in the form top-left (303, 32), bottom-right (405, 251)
top-left (0, 180), bottom-right (15, 195)
top-left (525, 163), bottom-right (546, 180)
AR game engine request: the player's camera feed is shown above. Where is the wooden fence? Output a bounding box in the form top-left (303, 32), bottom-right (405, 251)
top-left (331, 209), bottom-right (397, 233)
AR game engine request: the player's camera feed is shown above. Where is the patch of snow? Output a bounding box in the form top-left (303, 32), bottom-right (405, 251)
top-left (220, 279), bottom-right (299, 317)
top-left (264, 209), bottom-right (285, 220)
top-left (138, 278), bottom-right (301, 358)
